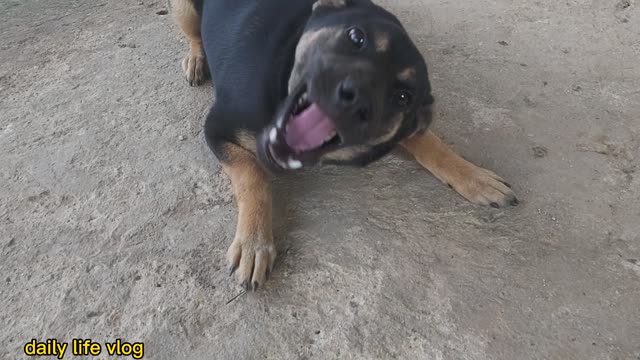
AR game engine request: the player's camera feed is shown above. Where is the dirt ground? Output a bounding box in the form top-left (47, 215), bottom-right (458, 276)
top-left (1, 0), bottom-right (639, 359)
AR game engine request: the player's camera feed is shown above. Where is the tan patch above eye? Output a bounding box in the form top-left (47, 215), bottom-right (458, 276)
top-left (397, 67), bottom-right (417, 81)
top-left (313, 0), bottom-right (346, 10)
top-left (375, 32), bottom-right (390, 52)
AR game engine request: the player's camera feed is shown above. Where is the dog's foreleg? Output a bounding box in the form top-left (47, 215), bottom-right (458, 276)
top-left (401, 130), bottom-right (518, 208)
top-left (221, 143), bottom-right (275, 291)
top-left (172, 0), bottom-right (208, 86)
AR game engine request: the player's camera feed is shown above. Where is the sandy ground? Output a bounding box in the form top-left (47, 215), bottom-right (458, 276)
top-left (1, 0), bottom-right (639, 359)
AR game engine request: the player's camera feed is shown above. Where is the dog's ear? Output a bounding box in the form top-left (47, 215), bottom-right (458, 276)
top-left (313, 0), bottom-right (346, 11)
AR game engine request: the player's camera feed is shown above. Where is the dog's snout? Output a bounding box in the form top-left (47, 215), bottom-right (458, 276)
top-left (336, 77), bottom-right (371, 121)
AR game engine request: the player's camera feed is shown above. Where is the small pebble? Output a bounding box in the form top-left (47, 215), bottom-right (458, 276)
top-left (532, 146), bottom-right (548, 158)
top-left (178, 135), bottom-right (186, 141)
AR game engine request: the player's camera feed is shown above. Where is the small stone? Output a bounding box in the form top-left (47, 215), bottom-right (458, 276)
top-left (178, 135), bottom-right (187, 141)
top-left (532, 146), bottom-right (548, 158)
top-left (523, 96), bottom-right (536, 107)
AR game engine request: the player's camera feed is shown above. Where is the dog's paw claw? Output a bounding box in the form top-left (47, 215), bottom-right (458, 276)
top-left (228, 264), bottom-right (238, 277)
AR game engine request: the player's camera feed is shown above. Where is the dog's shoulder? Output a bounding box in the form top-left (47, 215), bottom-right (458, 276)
top-left (202, 0), bottom-right (314, 133)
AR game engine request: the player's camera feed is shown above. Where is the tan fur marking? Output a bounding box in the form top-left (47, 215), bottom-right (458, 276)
top-left (321, 146), bottom-right (370, 162)
top-left (172, 0), bottom-right (208, 85)
top-left (401, 130), bottom-right (517, 207)
top-left (397, 67), bottom-right (417, 82)
top-left (295, 28), bottom-right (331, 61)
top-left (222, 144), bottom-right (275, 289)
top-left (371, 114), bottom-right (404, 145)
top-left (235, 130), bottom-right (257, 155)
top-left (313, 0), bottom-right (346, 10)
top-left (375, 32), bottom-right (391, 52)
top-left (289, 27), bottom-right (338, 92)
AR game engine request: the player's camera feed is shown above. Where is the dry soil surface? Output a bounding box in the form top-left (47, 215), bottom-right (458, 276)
top-left (1, 0), bottom-right (639, 359)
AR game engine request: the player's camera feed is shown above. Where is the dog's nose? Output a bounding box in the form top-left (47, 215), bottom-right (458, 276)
top-left (336, 78), bottom-right (370, 121)
top-left (337, 78), bottom-right (358, 105)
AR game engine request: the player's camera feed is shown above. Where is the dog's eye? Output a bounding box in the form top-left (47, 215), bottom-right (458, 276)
top-left (347, 27), bottom-right (366, 49)
top-left (393, 90), bottom-right (413, 108)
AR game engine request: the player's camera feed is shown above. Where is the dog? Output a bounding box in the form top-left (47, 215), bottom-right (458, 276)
top-left (170, 0), bottom-right (518, 291)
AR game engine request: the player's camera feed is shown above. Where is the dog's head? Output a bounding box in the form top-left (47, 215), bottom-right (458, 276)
top-left (258, 0), bottom-right (434, 171)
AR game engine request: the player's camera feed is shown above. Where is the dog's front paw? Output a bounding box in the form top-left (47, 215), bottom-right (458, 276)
top-left (450, 165), bottom-right (519, 208)
top-left (227, 233), bottom-right (276, 291)
top-left (181, 51), bottom-right (208, 86)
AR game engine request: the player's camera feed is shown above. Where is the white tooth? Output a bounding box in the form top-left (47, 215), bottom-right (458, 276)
top-left (324, 131), bottom-right (337, 142)
top-left (269, 128), bottom-right (278, 143)
top-left (288, 158), bottom-right (303, 169)
top-left (277, 117), bottom-right (284, 129)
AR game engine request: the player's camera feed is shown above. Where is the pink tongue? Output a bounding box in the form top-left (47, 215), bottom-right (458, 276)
top-left (285, 103), bottom-right (336, 152)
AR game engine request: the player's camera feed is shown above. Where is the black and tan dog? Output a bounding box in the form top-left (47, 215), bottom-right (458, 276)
top-left (171, 0), bottom-right (518, 290)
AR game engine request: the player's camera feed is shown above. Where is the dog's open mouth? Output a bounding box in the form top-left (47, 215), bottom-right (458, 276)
top-left (285, 91), bottom-right (341, 152)
top-left (261, 84), bottom-right (342, 170)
